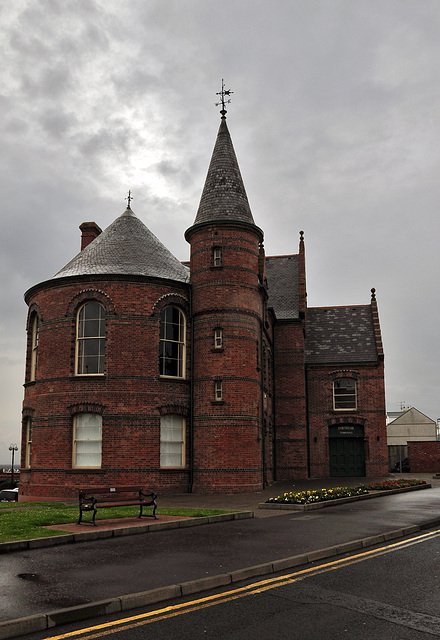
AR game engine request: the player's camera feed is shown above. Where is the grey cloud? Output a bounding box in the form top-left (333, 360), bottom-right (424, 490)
top-left (38, 109), bottom-right (76, 139)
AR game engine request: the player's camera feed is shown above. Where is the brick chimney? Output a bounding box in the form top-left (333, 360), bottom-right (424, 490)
top-left (79, 222), bottom-right (102, 250)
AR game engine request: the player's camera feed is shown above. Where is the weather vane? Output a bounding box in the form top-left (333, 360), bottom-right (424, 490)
top-left (126, 190), bottom-right (133, 209)
top-left (215, 79), bottom-right (233, 117)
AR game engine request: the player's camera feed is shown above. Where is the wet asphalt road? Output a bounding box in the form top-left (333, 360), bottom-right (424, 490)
top-left (2, 487), bottom-right (440, 622)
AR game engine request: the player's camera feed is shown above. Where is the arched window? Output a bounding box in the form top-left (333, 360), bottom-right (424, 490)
top-left (333, 378), bottom-right (357, 410)
top-left (73, 413), bottom-right (102, 468)
top-left (159, 306), bottom-right (185, 378)
top-left (76, 302), bottom-right (105, 375)
top-left (30, 314), bottom-right (39, 381)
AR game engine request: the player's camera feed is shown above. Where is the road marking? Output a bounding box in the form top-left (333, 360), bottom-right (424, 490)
top-left (42, 527), bottom-right (440, 639)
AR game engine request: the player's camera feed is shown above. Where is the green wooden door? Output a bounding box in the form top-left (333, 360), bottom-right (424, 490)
top-left (329, 436), bottom-right (365, 477)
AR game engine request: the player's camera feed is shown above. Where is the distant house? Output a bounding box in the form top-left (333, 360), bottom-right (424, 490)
top-left (387, 407), bottom-right (437, 470)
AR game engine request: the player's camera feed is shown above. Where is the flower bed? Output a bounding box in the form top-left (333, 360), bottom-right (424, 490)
top-left (265, 479), bottom-right (427, 505)
top-left (366, 479), bottom-right (427, 491)
top-left (266, 486), bottom-right (368, 505)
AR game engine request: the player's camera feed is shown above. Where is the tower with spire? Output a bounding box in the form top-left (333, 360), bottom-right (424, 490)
top-left (185, 96), bottom-right (269, 492)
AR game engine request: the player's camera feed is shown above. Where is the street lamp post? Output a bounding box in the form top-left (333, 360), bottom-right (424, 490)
top-left (9, 444), bottom-right (18, 487)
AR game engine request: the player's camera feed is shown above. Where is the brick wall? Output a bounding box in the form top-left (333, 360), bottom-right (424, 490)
top-left (21, 276), bottom-right (191, 498)
top-left (273, 321), bottom-right (308, 479)
top-left (408, 441), bottom-right (440, 473)
top-left (306, 361), bottom-right (388, 477)
top-left (21, 233), bottom-right (388, 496)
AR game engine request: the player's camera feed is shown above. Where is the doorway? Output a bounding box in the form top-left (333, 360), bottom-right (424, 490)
top-left (329, 424), bottom-right (365, 477)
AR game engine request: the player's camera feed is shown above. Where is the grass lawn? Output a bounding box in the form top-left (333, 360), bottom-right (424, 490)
top-left (0, 503), bottom-right (230, 544)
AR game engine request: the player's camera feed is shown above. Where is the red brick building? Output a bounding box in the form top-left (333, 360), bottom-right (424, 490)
top-left (20, 112), bottom-right (387, 498)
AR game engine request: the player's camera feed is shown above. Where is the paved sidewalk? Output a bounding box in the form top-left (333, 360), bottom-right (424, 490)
top-left (158, 473), bottom-right (439, 514)
top-left (1, 474), bottom-right (440, 639)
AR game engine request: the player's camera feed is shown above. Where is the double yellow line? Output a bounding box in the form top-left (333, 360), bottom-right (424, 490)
top-left (45, 527), bottom-right (440, 639)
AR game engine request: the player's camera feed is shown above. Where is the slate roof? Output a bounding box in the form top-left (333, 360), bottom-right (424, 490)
top-left (305, 306), bottom-right (378, 364)
top-left (266, 255), bottom-right (299, 320)
top-left (53, 207), bottom-right (190, 283)
top-left (189, 117), bottom-right (257, 229)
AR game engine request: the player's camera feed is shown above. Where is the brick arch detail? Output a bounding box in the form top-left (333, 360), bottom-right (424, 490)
top-left (26, 302), bottom-right (43, 328)
top-left (327, 416), bottom-right (366, 428)
top-left (68, 403), bottom-right (106, 416)
top-left (65, 289), bottom-right (116, 317)
top-left (157, 403), bottom-right (190, 418)
top-left (329, 370), bottom-right (360, 380)
top-left (151, 293), bottom-right (189, 317)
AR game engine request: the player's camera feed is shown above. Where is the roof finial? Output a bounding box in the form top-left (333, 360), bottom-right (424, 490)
top-left (371, 287), bottom-right (376, 301)
top-left (126, 190), bottom-right (133, 209)
top-left (215, 79), bottom-right (233, 118)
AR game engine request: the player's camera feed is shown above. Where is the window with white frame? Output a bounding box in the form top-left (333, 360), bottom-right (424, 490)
top-left (159, 306), bottom-right (185, 377)
top-left (214, 328), bottom-right (223, 349)
top-left (333, 378), bottom-right (357, 410)
top-left (30, 314), bottom-right (39, 381)
top-left (76, 302), bottom-right (105, 375)
top-left (73, 413), bottom-right (102, 468)
top-left (213, 247), bottom-right (222, 267)
top-left (160, 414), bottom-right (185, 468)
top-left (214, 379), bottom-right (223, 401)
top-left (25, 418), bottom-right (32, 468)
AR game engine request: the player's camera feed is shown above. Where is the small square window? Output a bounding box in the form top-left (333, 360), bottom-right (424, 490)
top-left (214, 328), bottom-right (223, 349)
top-left (214, 380), bottom-right (223, 401)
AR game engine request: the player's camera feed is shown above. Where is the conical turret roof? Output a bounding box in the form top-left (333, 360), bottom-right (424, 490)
top-left (187, 117), bottom-right (257, 234)
top-left (53, 206), bottom-right (189, 282)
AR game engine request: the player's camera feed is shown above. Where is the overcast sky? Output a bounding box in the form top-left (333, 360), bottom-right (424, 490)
top-left (2, 0), bottom-right (440, 463)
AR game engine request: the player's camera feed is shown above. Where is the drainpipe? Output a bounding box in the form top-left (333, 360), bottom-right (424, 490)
top-left (271, 327), bottom-right (277, 481)
top-left (188, 286), bottom-right (194, 493)
top-left (305, 364), bottom-right (311, 478)
top-left (260, 314), bottom-right (266, 487)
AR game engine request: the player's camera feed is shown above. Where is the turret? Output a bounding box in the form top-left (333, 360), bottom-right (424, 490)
top-left (185, 90), bottom-right (267, 492)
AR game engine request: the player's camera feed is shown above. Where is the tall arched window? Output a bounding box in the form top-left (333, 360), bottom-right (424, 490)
top-left (30, 314), bottom-right (39, 381)
top-left (159, 306), bottom-right (185, 377)
top-left (76, 302), bottom-right (105, 375)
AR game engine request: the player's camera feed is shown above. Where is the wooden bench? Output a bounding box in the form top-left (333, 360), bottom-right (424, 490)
top-left (78, 486), bottom-right (158, 525)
